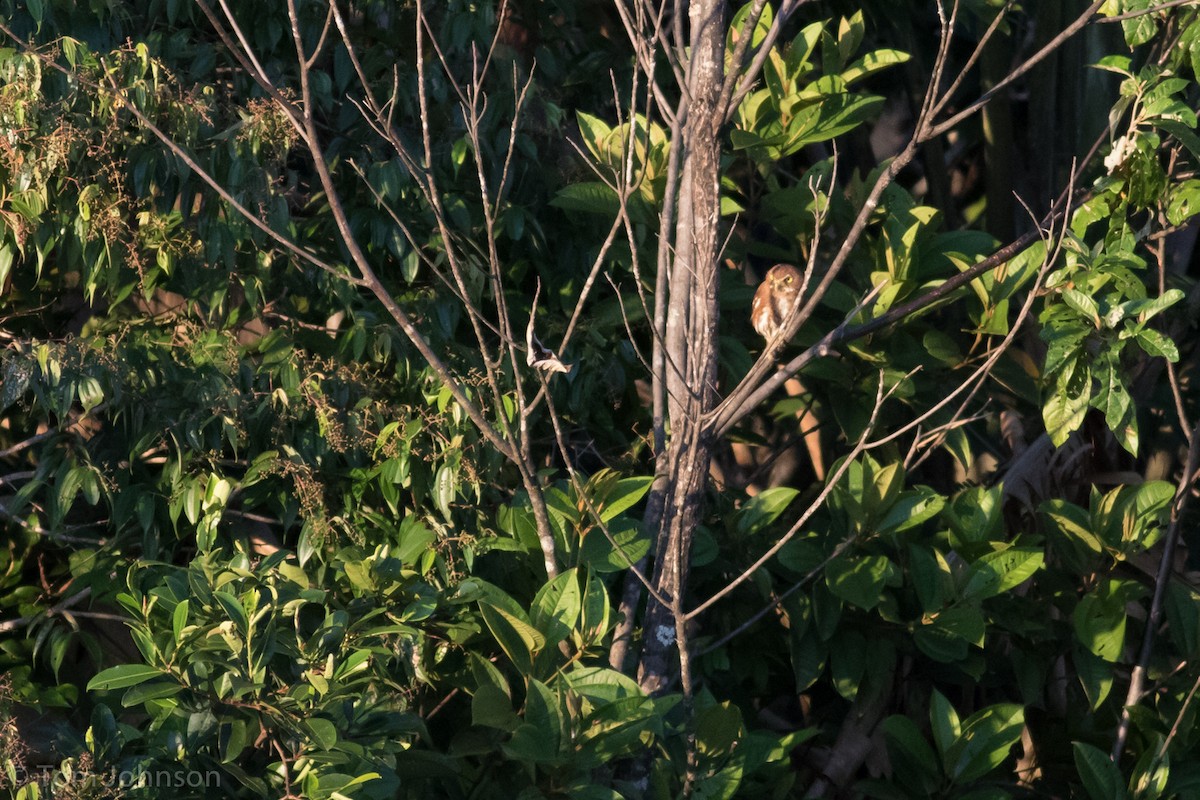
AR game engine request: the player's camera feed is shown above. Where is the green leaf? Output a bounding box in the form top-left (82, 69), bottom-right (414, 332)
top-left (564, 666), bottom-right (643, 703)
top-left (728, 0), bottom-right (773, 51)
top-left (122, 680), bottom-right (183, 707)
top-left (841, 49), bottom-right (910, 86)
top-left (1094, 352), bottom-right (1136, 454)
top-left (963, 548), bottom-right (1044, 600)
top-left (825, 554), bottom-right (893, 610)
top-left (505, 679), bottom-right (562, 763)
top-left (551, 182), bottom-right (623, 217)
top-left (946, 704), bottom-right (1025, 783)
top-left (695, 701), bottom-right (744, 761)
top-left (882, 716), bottom-right (941, 794)
top-left (88, 664), bottom-right (164, 691)
top-left (735, 487), bottom-right (799, 535)
top-left (876, 487), bottom-right (945, 534)
top-left (579, 519), bottom-right (651, 573)
top-left (1074, 581), bottom-right (1130, 661)
top-left (219, 719), bottom-right (249, 763)
top-left (579, 569), bottom-right (611, 646)
top-left (929, 689), bottom-right (960, 758)
top-left (480, 602), bottom-right (545, 674)
top-left (914, 605), bottom-right (985, 663)
top-left (830, 630), bottom-right (866, 700)
top-left (597, 476), bottom-right (653, 523)
top-left (530, 568), bottom-right (582, 646)
top-left (1075, 647), bottom-right (1115, 711)
top-left (1122, 4), bottom-right (1158, 47)
top-left (433, 464), bottom-right (455, 521)
top-left (305, 717), bottom-right (339, 750)
top-left (1167, 179), bottom-right (1200, 225)
top-left (472, 683), bottom-right (519, 732)
top-left (214, 590), bottom-right (249, 633)
top-left (1062, 288), bottom-right (1102, 327)
top-left (576, 111), bottom-right (613, 163)
top-left (395, 516), bottom-right (436, 567)
top-left (908, 545), bottom-right (949, 612)
top-left (1073, 741), bottom-right (1128, 800)
top-left (1044, 361), bottom-right (1091, 446)
top-left (836, 11), bottom-right (864, 67)
top-left (1135, 329), bottom-right (1179, 361)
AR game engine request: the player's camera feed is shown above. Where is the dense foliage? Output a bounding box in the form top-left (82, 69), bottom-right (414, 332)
top-left (1, 1), bottom-right (1199, 798)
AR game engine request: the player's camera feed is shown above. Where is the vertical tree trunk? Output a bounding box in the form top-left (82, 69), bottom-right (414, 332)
top-left (638, 0), bottom-right (725, 696)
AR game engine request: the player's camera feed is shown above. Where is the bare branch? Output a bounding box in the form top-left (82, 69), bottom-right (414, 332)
top-left (687, 370), bottom-right (897, 622)
top-left (1112, 423), bottom-right (1200, 759)
top-left (928, 1), bottom-right (1107, 139)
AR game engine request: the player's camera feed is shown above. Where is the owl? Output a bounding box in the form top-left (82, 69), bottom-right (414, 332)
top-left (750, 263), bottom-right (802, 341)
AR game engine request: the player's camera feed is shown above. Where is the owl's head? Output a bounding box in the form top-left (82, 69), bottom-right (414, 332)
top-left (766, 263), bottom-right (802, 294)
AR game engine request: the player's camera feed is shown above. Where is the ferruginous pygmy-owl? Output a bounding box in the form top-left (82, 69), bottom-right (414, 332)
top-left (750, 263), bottom-right (802, 341)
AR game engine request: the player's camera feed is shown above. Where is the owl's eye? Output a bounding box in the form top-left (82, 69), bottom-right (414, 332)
top-left (783, 275), bottom-right (793, 284)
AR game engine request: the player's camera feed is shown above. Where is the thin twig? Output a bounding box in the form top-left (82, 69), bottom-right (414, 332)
top-left (687, 370), bottom-right (897, 622)
top-left (1112, 422), bottom-right (1200, 759)
top-left (0, 588), bottom-right (92, 634)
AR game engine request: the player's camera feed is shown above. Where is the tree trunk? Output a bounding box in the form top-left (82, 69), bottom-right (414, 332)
top-left (637, 0), bottom-right (725, 696)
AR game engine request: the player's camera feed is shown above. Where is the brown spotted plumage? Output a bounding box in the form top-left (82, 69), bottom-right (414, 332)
top-left (750, 263), bottom-right (802, 341)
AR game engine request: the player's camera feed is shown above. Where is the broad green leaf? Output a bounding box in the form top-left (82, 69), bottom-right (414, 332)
top-left (841, 49), bottom-right (910, 86)
top-left (1122, 3), bottom-right (1158, 47)
top-left (88, 664), bottom-right (164, 691)
top-left (1167, 179), bottom-right (1200, 226)
top-left (882, 716), bottom-right (941, 795)
top-left (551, 182), bottom-right (623, 217)
top-left (907, 545), bottom-right (949, 613)
top-left (830, 630), bottom-right (866, 700)
top-left (576, 111), bottom-right (613, 163)
top-left (1166, 581), bottom-right (1200, 657)
top-left (1076, 647), bottom-right (1115, 710)
top-left (836, 11), bottom-right (864, 67)
top-left (914, 605), bottom-right (985, 663)
top-left (963, 548), bottom-right (1044, 600)
top-left (825, 554), bottom-right (893, 610)
top-left (219, 719), bottom-right (249, 763)
top-left (563, 666), bottom-right (643, 703)
top-left (736, 487), bottom-right (799, 535)
top-left (597, 476), bottom-right (653, 523)
top-left (1073, 741), bottom-right (1128, 800)
top-left (946, 704), bottom-right (1025, 783)
top-left (121, 680), bottom-right (183, 707)
top-left (727, 0), bottom-right (773, 51)
top-left (1074, 582), bottom-right (1129, 661)
top-left (305, 717), bottom-right (339, 750)
top-left (531, 568), bottom-right (582, 645)
top-left (696, 702), bottom-right (744, 759)
top-left (876, 487), bottom-right (944, 534)
top-left (395, 516), bottom-right (435, 567)
top-left (213, 590), bottom-right (249, 633)
top-left (1135, 329), bottom-right (1179, 360)
top-left (929, 689), bottom-right (960, 758)
top-left (579, 519), bottom-right (651, 573)
top-left (172, 599), bottom-right (189, 642)
top-left (480, 602), bottom-right (545, 674)
top-left (472, 683), bottom-right (519, 732)
top-left (579, 569), bottom-right (611, 645)
top-left (1062, 288), bottom-right (1102, 327)
top-left (505, 679), bottom-right (562, 763)
top-left (1044, 361), bottom-right (1091, 446)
